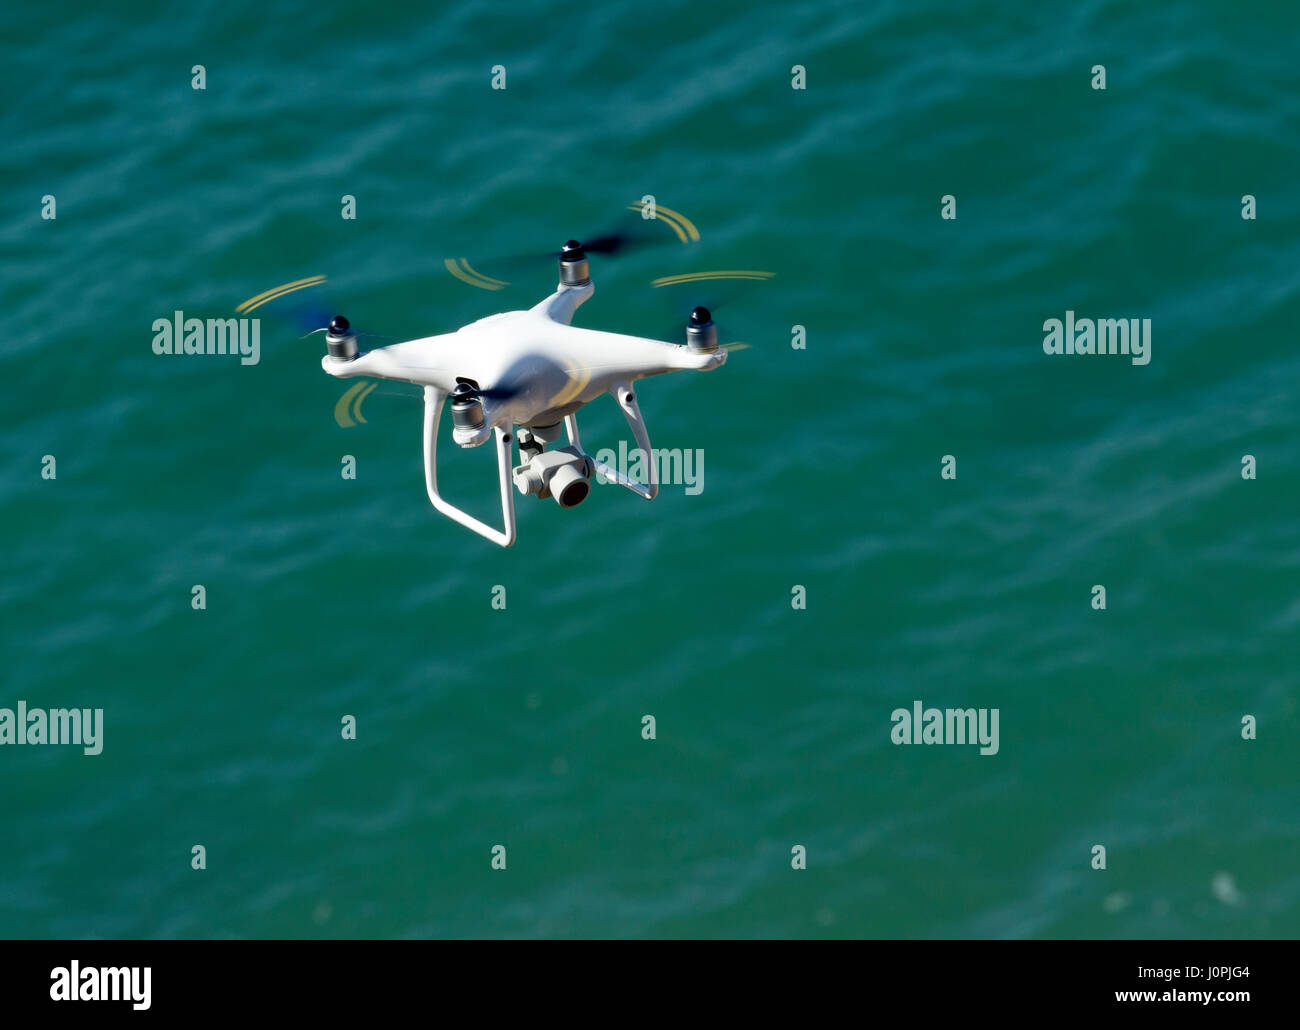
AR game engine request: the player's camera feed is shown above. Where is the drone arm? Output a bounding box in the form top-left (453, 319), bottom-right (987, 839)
top-left (422, 386), bottom-right (517, 547)
top-left (532, 281), bottom-right (595, 325)
top-left (569, 383), bottom-right (658, 501)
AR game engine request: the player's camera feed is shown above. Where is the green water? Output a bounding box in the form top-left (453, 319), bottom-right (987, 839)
top-left (1, 0), bottom-right (1297, 938)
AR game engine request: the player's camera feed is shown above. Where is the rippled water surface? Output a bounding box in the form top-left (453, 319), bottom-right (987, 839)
top-left (1, 0), bottom-right (1296, 937)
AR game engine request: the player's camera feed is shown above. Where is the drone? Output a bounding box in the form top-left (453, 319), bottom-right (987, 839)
top-left (319, 240), bottom-right (728, 547)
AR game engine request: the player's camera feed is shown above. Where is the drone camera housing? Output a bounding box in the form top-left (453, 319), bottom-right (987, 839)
top-left (512, 445), bottom-right (593, 508)
top-left (550, 463), bottom-right (590, 508)
top-left (325, 315), bottom-right (358, 361)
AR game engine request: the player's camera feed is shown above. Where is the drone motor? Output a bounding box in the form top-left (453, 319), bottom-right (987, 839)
top-left (558, 240), bottom-right (590, 287)
top-left (685, 306), bottom-right (718, 353)
top-left (450, 381), bottom-right (486, 446)
top-left (325, 315), bottom-right (358, 361)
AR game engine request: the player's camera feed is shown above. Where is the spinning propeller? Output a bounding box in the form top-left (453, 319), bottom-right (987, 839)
top-left (450, 221), bottom-right (666, 288)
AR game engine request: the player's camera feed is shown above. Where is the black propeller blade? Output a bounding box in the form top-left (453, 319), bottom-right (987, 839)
top-left (647, 278), bottom-right (766, 344)
top-left (561, 229), bottom-right (647, 257)
top-left (288, 301), bottom-right (395, 345)
top-left (449, 212), bottom-right (673, 285)
top-left (453, 377), bottom-right (521, 403)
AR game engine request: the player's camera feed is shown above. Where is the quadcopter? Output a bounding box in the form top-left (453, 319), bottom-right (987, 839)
top-left (319, 240), bottom-right (727, 547)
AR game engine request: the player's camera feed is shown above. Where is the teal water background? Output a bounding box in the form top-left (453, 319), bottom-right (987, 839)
top-left (1, 0), bottom-right (1297, 938)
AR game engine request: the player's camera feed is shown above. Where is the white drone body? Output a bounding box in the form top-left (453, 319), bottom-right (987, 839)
top-left (320, 242), bottom-right (726, 547)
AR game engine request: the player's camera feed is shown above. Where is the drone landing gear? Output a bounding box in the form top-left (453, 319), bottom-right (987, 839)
top-left (421, 382), bottom-right (659, 548)
top-left (422, 386), bottom-right (517, 548)
top-left (564, 384), bottom-right (660, 501)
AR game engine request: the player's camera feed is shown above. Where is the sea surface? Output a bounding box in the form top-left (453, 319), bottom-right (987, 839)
top-left (1, 0), bottom-right (1297, 938)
